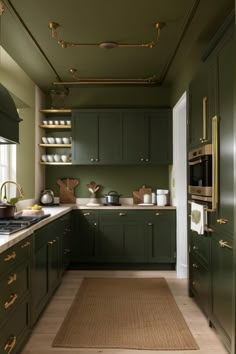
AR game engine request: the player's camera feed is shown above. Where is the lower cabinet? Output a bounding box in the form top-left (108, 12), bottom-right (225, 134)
top-left (0, 237), bottom-right (31, 354)
top-left (210, 231), bottom-right (233, 351)
top-left (31, 212), bottom-right (71, 326)
top-left (71, 209), bottom-right (176, 268)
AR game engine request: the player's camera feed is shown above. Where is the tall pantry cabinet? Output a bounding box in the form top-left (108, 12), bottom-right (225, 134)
top-left (188, 13), bottom-right (234, 353)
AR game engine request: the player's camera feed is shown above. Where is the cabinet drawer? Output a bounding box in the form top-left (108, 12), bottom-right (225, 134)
top-left (0, 262), bottom-right (30, 324)
top-left (0, 296), bottom-right (30, 354)
top-left (190, 256), bottom-right (209, 316)
top-left (0, 237), bottom-right (31, 275)
top-left (190, 232), bottom-right (210, 267)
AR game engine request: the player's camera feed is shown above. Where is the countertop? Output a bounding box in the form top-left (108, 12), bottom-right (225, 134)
top-left (0, 204), bottom-right (176, 253)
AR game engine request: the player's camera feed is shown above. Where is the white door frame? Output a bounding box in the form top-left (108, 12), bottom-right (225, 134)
top-left (172, 92), bottom-right (188, 278)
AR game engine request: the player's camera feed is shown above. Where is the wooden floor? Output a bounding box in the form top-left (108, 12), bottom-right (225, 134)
top-left (22, 270), bottom-right (228, 354)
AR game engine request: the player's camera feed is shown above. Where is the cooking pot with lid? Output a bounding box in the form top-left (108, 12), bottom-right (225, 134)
top-left (40, 190), bottom-right (54, 206)
top-left (104, 191), bottom-right (121, 205)
top-left (0, 202), bottom-right (16, 218)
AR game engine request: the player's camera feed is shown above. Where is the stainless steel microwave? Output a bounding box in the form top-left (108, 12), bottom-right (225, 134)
top-left (188, 144), bottom-right (212, 199)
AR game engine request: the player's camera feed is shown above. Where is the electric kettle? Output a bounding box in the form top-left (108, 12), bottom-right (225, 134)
top-left (40, 190), bottom-right (54, 206)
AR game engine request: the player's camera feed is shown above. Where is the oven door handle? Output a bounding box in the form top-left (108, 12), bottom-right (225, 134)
top-left (188, 158), bottom-right (202, 166)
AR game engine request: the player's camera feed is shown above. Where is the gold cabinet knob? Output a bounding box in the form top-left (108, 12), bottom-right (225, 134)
top-left (217, 218), bottom-right (228, 224)
top-left (219, 240), bottom-right (232, 249)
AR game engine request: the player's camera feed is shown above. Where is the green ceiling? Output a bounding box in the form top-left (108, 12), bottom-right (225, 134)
top-left (1, 0), bottom-right (234, 93)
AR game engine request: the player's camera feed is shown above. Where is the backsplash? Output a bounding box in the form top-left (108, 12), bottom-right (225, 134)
top-left (45, 165), bottom-right (169, 199)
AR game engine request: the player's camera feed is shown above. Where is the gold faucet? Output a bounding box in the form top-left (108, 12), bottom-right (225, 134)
top-left (0, 180), bottom-right (24, 204)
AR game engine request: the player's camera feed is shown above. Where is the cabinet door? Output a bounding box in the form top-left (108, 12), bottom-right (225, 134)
top-left (122, 112), bottom-right (149, 164)
top-left (214, 31), bottom-right (234, 236)
top-left (72, 112), bottom-right (98, 164)
top-left (146, 210), bottom-right (176, 264)
top-left (211, 231), bottom-right (233, 350)
top-left (71, 210), bottom-right (98, 263)
top-left (47, 236), bottom-right (60, 296)
top-left (188, 65), bottom-right (211, 148)
top-left (98, 211), bottom-right (147, 263)
top-left (149, 109), bottom-right (172, 164)
top-left (99, 112), bottom-right (123, 164)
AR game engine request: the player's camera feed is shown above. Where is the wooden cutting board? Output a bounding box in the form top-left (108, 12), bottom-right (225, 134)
top-left (133, 185), bottom-right (152, 204)
top-left (57, 178), bottom-right (79, 204)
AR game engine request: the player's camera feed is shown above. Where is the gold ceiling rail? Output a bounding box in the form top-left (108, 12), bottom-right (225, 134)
top-left (52, 69), bottom-right (159, 86)
top-left (48, 21), bottom-right (165, 49)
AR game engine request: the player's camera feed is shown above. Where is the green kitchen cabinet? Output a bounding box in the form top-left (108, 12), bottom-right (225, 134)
top-left (0, 237), bottom-right (31, 354)
top-left (31, 214), bottom-right (70, 325)
top-left (144, 210), bottom-right (176, 264)
top-left (122, 112), bottom-right (149, 164)
top-left (71, 210), bottom-right (98, 263)
top-left (98, 210), bottom-right (147, 263)
top-left (60, 213), bottom-right (72, 271)
top-left (189, 229), bottom-right (211, 317)
top-left (71, 209), bottom-right (175, 267)
top-left (72, 110), bottom-right (122, 164)
top-left (210, 231), bottom-right (233, 351)
top-left (72, 109), bottom-right (172, 165)
top-left (212, 27), bottom-right (234, 237)
top-left (149, 110), bottom-right (172, 164)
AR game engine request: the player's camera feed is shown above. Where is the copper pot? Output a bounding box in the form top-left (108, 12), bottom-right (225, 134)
top-left (0, 202), bottom-right (16, 218)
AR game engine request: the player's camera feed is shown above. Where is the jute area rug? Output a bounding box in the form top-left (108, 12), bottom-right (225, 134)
top-left (53, 277), bottom-right (199, 350)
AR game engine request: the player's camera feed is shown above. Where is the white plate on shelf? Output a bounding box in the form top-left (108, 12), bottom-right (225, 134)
top-left (138, 203), bottom-right (155, 206)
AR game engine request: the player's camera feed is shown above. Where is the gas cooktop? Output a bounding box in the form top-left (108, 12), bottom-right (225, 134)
top-left (0, 214), bottom-right (51, 235)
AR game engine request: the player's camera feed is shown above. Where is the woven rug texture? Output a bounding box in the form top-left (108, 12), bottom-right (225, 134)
top-left (53, 277), bottom-right (198, 350)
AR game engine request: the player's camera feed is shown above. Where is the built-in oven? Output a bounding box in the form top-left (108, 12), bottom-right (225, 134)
top-left (188, 144), bottom-right (212, 201)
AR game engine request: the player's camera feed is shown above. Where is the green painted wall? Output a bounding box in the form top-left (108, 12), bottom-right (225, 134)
top-left (45, 165), bottom-right (169, 199)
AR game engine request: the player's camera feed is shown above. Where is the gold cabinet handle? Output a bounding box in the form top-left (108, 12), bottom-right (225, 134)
top-left (147, 222), bottom-right (152, 226)
top-left (204, 226), bottom-right (214, 232)
top-left (219, 240), bottom-right (232, 250)
top-left (21, 241), bottom-right (31, 248)
top-left (7, 274), bottom-right (17, 285)
top-left (4, 335), bottom-right (16, 354)
top-left (193, 245), bottom-right (198, 250)
top-left (200, 96), bottom-right (208, 143)
top-left (217, 218), bottom-right (228, 224)
top-left (4, 294), bottom-right (18, 309)
top-left (4, 252), bottom-right (16, 262)
top-left (155, 212), bottom-right (161, 216)
top-left (48, 241), bottom-right (53, 245)
top-left (119, 213), bottom-right (126, 216)
top-left (83, 212), bottom-right (91, 216)
top-left (192, 263), bottom-right (198, 268)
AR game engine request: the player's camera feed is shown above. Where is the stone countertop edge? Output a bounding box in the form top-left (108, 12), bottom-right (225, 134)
top-left (0, 204), bottom-right (176, 253)
top-left (0, 206), bottom-right (72, 254)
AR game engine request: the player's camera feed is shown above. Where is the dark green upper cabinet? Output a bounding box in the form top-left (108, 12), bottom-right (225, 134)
top-left (72, 109), bottom-right (172, 165)
top-left (122, 112), bottom-right (149, 164)
top-left (149, 110), bottom-right (172, 164)
top-left (72, 112), bottom-right (99, 164)
top-left (188, 60), bottom-right (215, 149)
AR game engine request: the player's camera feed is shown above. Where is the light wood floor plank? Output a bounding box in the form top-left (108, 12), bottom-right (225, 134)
top-left (21, 270), bottom-right (228, 354)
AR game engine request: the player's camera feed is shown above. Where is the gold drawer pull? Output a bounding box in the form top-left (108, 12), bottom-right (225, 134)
top-left (193, 245), bottom-right (198, 250)
top-left (119, 213), bottom-right (126, 216)
top-left (219, 240), bottom-right (232, 250)
top-left (7, 274), bottom-right (17, 285)
top-left (217, 218), bottom-right (228, 224)
top-left (4, 294), bottom-right (18, 309)
top-left (21, 241), bottom-right (30, 248)
top-left (192, 263), bottom-right (198, 268)
top-left (4, 252), bottom-right (16, 262)
top-left (155, 212), bottom-right (161, 216)
top-left (83, 212), bottom-right (91, 216)
top-left (48, 241), bottom-right (53, 245)
top-left (4, 335), bottom-right (16, 354)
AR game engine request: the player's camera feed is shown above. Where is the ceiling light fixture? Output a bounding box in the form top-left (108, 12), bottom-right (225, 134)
top-left (48, 22), bottom-right (165, 49)
top-left (51, 69), bottom-right (159, 86)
